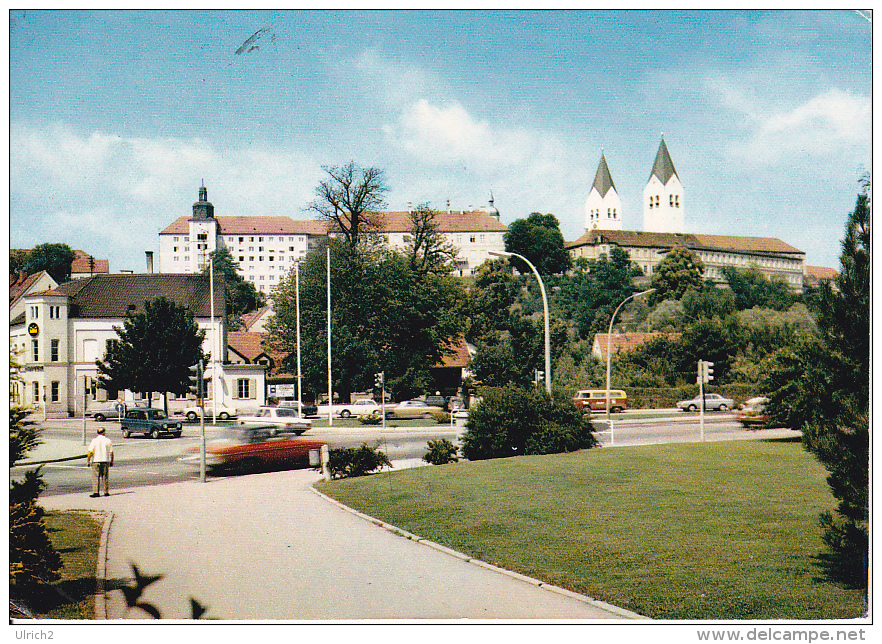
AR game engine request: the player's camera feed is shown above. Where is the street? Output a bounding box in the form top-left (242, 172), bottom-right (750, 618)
top-left (15, 412), bottom-right (798, 497)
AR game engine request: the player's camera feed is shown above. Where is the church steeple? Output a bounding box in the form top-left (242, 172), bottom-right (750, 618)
top-left (192, 181), bottom-right (214, 220)
top-left (585, 151), bottom-right (622, 231)
top-left (643, 136), bottom-right (684, 234)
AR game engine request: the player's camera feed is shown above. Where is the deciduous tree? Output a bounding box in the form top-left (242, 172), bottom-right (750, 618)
top-left (308, 161), bottom-right (388, 250)
top-left (649, 245), bottom-right (704, 304)
top-left (504, 212), bottom-right (571, 275)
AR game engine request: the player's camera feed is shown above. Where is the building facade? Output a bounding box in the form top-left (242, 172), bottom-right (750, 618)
top-left (10, 273), bottom-right (266, 416)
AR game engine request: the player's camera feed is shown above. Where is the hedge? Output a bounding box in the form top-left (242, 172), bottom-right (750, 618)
top-left (624, 383), bottom-right (763, 409)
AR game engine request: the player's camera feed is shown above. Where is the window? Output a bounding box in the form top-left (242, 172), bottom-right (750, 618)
top-left (50, 339), bottom-right (59, 362)
top-left (32, 339), bottom-right (39, 362)
top-left (51, 381), bottom-right (59, 403)
top-left (197, 233), bottom-right (208, 241)
top-left (470, 236), bottom-right (476, 243)
top-left (239, 256), bottom-right (245, 262)
top-left (33, 382), bottom-right (40, 402)
top-left (237, 378), bottom-right (251, 399)
top-left (648, 198), bottom-right (653, 210)
top-left (174, 236), bottom-right (179, 242)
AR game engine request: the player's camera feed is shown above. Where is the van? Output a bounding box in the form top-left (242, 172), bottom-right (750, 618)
top-left (572, 389), bottom-right (627, 413)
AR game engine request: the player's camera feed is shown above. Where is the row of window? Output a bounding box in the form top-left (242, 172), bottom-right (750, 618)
top-left (648, 195), bottom-right (681, 209)
top-left (29, 305), bottom-right (60, 320)
top-left (24, 376), bottom-right (255, 406)
top-left (589, 208), bottom-right (618, 219)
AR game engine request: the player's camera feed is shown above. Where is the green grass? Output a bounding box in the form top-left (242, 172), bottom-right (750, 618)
top-left (17, 511), bottom-right (103, 619)
top-left (317, 438), bottom-right (866, 620)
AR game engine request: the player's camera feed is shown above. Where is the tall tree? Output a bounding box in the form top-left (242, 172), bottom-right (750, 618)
top-left (649, 245), bottom-right (705, 304)
top-left (308, 161), bottom-right (388, 250)
top-left (720, 265), bottom-right (794, 311)
top-left (96, 297), bottom-right (206, 413)
top-left (23, 243), bottom-right (77, 283)
top-left (203, 247), bottom-right (265, 330)
top-left (504, 212), bottom-right (571, 275)
top-left (403, 204), bottom-right (459, 275)
top-left (763, 188), bottom-right (870, 588)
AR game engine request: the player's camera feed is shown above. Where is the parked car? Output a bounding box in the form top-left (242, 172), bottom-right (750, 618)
top-left (424, 395), bottom-right (447, 409)
top-left (735, 397), bottom-right (770, 428)
top-left (317, 399), bottom-right (388, 419)
top-left (121, 407), bottom-right (184, 438)
top-left (87, 400), bottom-right (148, 422)
top-left (390, 399), bottom-right (444, 419)
top-left (677, 393), bottom-right (735, 412)
top-left (572, 389), bottom-right (628, 413)
top-left (237, 406), bottom-right (312, 435)
top-left (277, 400), bottom-right (319, 417)
top-left (183, 425), bottom-right (327, 473)
top-left (179, 402), bottom-right (239, 422)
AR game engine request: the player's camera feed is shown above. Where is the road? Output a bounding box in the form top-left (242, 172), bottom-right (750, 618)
top-left (13, 412), bottom-right (797, 497)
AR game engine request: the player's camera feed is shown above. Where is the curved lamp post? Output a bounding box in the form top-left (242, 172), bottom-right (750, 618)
top-left (606, 288), bottom-right (655, 443)
top-left (489, 251), bottom-right (551, 395)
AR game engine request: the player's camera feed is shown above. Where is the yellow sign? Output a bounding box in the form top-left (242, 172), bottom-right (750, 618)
top-left (28, 323), bottom-right (39, 336)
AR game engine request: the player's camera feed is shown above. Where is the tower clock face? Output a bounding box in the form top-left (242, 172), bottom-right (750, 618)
top-left (28, 322), bottom-right (39, 337)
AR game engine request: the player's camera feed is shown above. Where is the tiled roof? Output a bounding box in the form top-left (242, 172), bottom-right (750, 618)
top-left (160, 216), bottom-right (331, 236)
top-left (591, 154), bottom-right (616, 197)
top-left (804, 265), bottom-right (838, 286)
top-left (9, 271), bottom-right (52, 308)
top-left (227, 331), bottom-right (270, 362)
top-left (375, 210), bottom-right (508, 233)
top-left (434, 337), bottom-right (471, 369)
top-left (593, 332), bottom-right (681, 361)
top-left (71, 250), bottom-right (109, 275)
top-left (241, 307), bottom-right (271, 331)
top-left (50, 274), bottom-right (224, 319)
top-left (567, 229), bottom-right (803, 256)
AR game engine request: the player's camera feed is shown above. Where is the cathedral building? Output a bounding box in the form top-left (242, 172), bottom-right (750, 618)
top-left (569, 137), bottom-right (805, 291)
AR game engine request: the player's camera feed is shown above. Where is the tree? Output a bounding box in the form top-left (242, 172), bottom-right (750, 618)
top-left (403, 204), bottom-right (459, 275)
top-left (10, 249), bottom-right (30, 276)
top-left (763, 188), bottom-right (869, 588)
top-left (681, 287), bottom-right (736, 321)
top-left (720, 265), bottom-right (794, 311)
top-left (96, 297), bottom-right (206, 413)
top-left (649, 246), bottom-right (704, 304)
top-left (23, 243), bottom-right (77, 283)
top-left (308, 161), bottom-right (388, 250)
top-left (203, 247), bottom-right (265, 330)
top-left (504, 212), bottom-right (571, 275)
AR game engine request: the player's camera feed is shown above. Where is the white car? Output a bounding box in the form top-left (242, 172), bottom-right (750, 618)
top-left (180, 402), bottom-right (239, 422)
top-left (677, 393), bottom-right (735, 412)
top-left (237, 406), bottom-right (312, 435)
top-left (317, 398), bottom-right (387, 419)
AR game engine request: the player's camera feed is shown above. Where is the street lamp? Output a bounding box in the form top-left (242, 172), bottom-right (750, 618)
top-left (606, 288), bottom-right (655, 443)
top-left (489, 250), bottom-right (551, 395)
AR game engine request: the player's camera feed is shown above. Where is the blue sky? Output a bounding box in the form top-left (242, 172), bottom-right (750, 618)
top-left (9, 9), bottom-right (871, 273)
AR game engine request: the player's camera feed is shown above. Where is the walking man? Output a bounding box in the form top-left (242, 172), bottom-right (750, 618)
top-left (87, 426), bottom-right (114, 497)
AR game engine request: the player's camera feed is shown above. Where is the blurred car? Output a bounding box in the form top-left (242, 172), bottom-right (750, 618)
top-left (677, 393), bottom-right (735, 412)
top-left (391, 399), bottom-right (444, 419)
top-left (183, 425), bottom-right (326, 473)
top-left (87, 400), bottom-right (148, 422)
top-left (180, 402), bottom-right (239, 422)
top-left (121, 407), bottom-right (183, 439)
top-left (735, 397), bottom-right (770, 428)
top-left (238, 406), bottom-right (312, 435)
top-left (424, 395), bottom-right (447, 409)
top-left (277, 400), bottom-right (319, 417)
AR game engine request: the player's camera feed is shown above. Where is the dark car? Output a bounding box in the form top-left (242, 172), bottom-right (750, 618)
top-left (278, 400), bottom-right (319, 417)
top-left (424, 395), bottom-right (447, 410)
top-left (183, 425), bottom-right (327, 473)
top-left (121, 408), bottom-right (183, 439)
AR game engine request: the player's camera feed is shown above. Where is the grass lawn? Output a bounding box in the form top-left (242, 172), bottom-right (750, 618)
top-left (13, 511), bottom-right (103, 619)
top-left (317, 437), bottom-right (866, 620)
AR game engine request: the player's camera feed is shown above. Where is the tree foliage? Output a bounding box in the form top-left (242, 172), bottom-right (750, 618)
top-left (402, 204), bottom-right (460, 275)
top-left (21, 243), bottom-right (77, 283)
top-left (96, 297), bottom-right (206, 411)
top-left (721, 265), bottom-right (794, 311)
top-left (203, 247), bottom-right (265, 330)
top-left (649, 246), bottom-right (704, 304)
top-left (308, 161), bottom-right (388, 250)
top-left (763, 189), bottom-right (869, 588)
top-left (504, 212), bottom-right (571, 275)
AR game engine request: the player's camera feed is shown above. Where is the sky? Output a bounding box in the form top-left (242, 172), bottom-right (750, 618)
top-left (8, 9), bottom-right (872, 274)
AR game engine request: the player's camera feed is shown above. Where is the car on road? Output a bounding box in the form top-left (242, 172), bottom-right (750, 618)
top-left (121, 407), bottom-right (184, 438)
top-left (317, 398), bottom-right (388, 419)
top-left (677, 393), bottom-right (735, 412)
top-left (238, 406), bottom-right (312, 435)
top-left (183, 425), bottom-right (327, 473)
top-left (572, 389), bottom-right (628, 413)
top-left (735, 397), bottom-right (770, 428)
top-left (179, 402), bottom-right (239, 422)
top-left (277, 400), bottom-right (319, 417)
top-left (390, 399), bottom-right (444, 420)
top-left (87, 400), bottom-right (148, 422)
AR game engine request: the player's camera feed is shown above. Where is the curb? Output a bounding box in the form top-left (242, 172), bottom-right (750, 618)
top-left (311, 486), bottom-right (648, 620)
top-left (19, 454), bottom-right (87, 466)
top-left (95, 511), bottom-right (114, 620)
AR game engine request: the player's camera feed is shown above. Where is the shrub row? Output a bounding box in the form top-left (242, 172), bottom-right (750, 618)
top-left (625, 383), bottom-right (761, 409)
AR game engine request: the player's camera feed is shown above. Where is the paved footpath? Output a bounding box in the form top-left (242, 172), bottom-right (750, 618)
top-left (40, 469), bottom-right (644, 621)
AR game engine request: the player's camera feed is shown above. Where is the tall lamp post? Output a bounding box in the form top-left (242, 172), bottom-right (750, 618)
top-left (606, 288), bottom-right (655, 444)
top-left (489, 250), bottom-right (551, 395)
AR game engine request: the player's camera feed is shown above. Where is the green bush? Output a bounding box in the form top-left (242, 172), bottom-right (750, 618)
top-left (327, 444), bottom-right (392, 479)
top-left (358, 411), bottom-right (383, 425)
top-left (462, 386), bottom-right (597, 461)
top-left (423, 439), bottom-right (459, 465)
top-left (434, 411), bottom-right (451, 424)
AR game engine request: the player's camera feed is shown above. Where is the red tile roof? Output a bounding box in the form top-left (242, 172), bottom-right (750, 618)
top-left (160, 216), bottom-right (332, 236)
top-left (568, 229), bottom-right (803, 256)
top-left (375, 211), bottom-right (508, 234)
top-left (71, 250), bottom-right (109, 275)
top-left (593, 332), bottom-right (681, 361)
top-left (9, 271), bottom-right (51, 308)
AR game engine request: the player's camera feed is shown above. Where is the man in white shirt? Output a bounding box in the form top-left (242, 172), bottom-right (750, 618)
top-left (87, 427), bottom-right (114, 498)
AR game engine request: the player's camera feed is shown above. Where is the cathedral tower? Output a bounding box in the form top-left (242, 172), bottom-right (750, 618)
top-left (642, 137), bottom-right (684, 234)
top-left (585, 153), bottom-right (623, 231)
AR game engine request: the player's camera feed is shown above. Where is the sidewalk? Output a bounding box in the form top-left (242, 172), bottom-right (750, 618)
top-left (38, 468), bottom-right (644, 621)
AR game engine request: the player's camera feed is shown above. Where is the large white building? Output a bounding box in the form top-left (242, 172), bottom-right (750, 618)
top-left (159, 186), bottom-right (507, 289)
top-left (9, 273), bottom-right (266, 416)
top-left (571, 137), bottom-right (805, 291)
